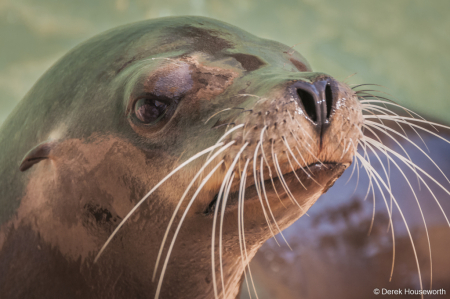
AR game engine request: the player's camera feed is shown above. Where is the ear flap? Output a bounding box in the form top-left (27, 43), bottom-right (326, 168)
top-left (20, 141), bottom-right (56, 172)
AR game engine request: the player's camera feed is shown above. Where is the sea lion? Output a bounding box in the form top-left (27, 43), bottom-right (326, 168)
top-left (0, 16), bottom-right (370, 299)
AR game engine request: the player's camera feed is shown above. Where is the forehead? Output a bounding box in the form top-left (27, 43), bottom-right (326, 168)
top-left (146, 22), bottom-right (311, 72)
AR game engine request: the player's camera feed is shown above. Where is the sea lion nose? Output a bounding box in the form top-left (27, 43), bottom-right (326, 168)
top-left (293, 79), bottom-right (335, 127)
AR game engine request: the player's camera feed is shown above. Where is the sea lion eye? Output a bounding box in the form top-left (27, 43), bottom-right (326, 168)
top-left (134, 98), bottom-right (168, 124)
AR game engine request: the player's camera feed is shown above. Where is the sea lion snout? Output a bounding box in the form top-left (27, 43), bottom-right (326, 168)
top-left (193, 70), bottom-right (363, 219)
top-left (213, 72), bottom-right (361, 171)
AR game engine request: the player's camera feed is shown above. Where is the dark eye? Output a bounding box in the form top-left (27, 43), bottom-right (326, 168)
top-left (134, 98), bottom-right (168, 124)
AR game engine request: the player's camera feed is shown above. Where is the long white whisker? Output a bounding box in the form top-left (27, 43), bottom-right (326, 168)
top-left (364, 120), bottom-right (450, 183)
top-left (272, 146), bottom-right (307, 214)
top-left (218, 143), bottom-right (249, 298)
top-left (293, 118), bottom-right (316, 145)
top-left (357, 141), bottom-right (378, 235)
top-left (236, 169), bottom-right (252, 299)
top-left (253, 137), bottom-right (280, 245)
top-left (347, 154), bottom-right (361, 197)
top-left (205, 108), bottom-right (232, 124)
top-left (364, 140), bottom-right (433, 289)
top-left (360, 99), bottom-right (436, 128)
top-left (211, 169), bottom-right (234, 298)
top-left (356, 152), bottom-right (424, 297)
top-left (260, 158), bottom-right (292, 249)
top-left (288, 128), bottom-right (326, 180)
top-left (359, 140), bottom-right (375, 202)
top-left (363, 138), bottom-right (450, 227)
top-left (356, 152), bottom-right (395, 278)
top-left (345, 154), bottom-right (358, 185)
top-left (258, 127), bottom-right (287, 207)
top-left (362, 104), bottom-right (407, 127)
top-left (152, 141), bottom-right (236, 281)
top-left (288, 111), bottom-right (326, 168)
top-left (238, 159), bottom-right (259, 299)
top-left (362, 145), bottom-right (377, 230)
top-left (365, 134), bottom-right (450, 289)
top-left (283, 136), bottom-right (323, 187)
top-left (155, 161), bottom-right (224, 299)
top-left (285, 152), bottom-right (307, 190)
top-left (362, 104), bottom-right (429, 151)
top-left (205, 124), bottom-right (245, 166)
top-left (363, 116), bottom-right (450, 136)
top-left (94, 142), bottom-right (225, 263)
top-left (218, 173), bottom-right (235, 297)
top-left (361, 124), bottom-right (401, 220)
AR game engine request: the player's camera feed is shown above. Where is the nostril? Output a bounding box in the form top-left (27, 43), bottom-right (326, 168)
top-left (325, 83), bottom-right (333, 119)
top-left (297, 88), bottom-right (317, 122)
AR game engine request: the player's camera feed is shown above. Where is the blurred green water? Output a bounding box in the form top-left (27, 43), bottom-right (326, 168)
top-left (0, 0), bottom-right (449, 125)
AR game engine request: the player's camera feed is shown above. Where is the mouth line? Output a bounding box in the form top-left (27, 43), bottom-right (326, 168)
top-left (202, 161), bottom-right (341, 215)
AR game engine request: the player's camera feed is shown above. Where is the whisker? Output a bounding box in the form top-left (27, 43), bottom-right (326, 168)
top-left (282, 138), bottom-right (310, 189)
top-left (205, 108), bottom-right (244, 125)
top-left (360, 99), bottom-right (433, 125)
top-left (155, 161), bottom-right (225, 299)
top-left (272, 143), bottom-right (307, 214)
top-left (364, 121), bottom-right (450, 183)
top-left (356, 89), bottom-right (395, 98)
top-left (211, 165), bottom-right (236, 298)
top-left (362, 104), bottom-right (412, 145)
top-left (285, 152), bottom-right (307, 190)
top-left (363, 138), bottom-right (450, 227)
top-left (360, 104), bottom-right (440, 132)
top-left (294, 145), bottom-right (313, 173)
top-left (285, 126), bottom-right (318, 174)
top-left (94, 142), bottom-right (225, 263)
top-left (290, 123), bottom-right (327, 169)
top-left (342, 72), bottom-right (357, 83)
top-left (211, 184), bottom-right (223, 299)
top-left (346, 154), bottom-right (361, 198)
top-left (258, 127), bottom-right (286, 208)
top-left (204, 124), bottom-right (245, 171)
top-left (260, 158), bottom-right (292, 249)
top-left (152, 141), bottom-right (236, 281)
top-left (219, 143), bottom-right (249, 298)
top-left (360, 125), bottom-right (396, 222)
top-left (365, 134), bottom-right (450, 289)
top-left (363, 156), bottom-right (397, 280)
top-left (363, 116), bottom-right (450, 143)
top-left (364, 140), bottom-right (433, 289)
top-left (287, 111), bottom-right (315, 145)
top-left (357, 141), bottom-right (378, 235)
top-left (356, 152), bottom-right (397, 284)
top-left (356, 151), bottom-right (425, 297)
top-left (218, 173), bottom-right (235, 298)
top-left (362, 103), bottom-right (429, 151)
top-left (234, 94), bottom-right (262, 99)
top-left (239, 159), bottom-right (259, 299)
top-left (360, 143), bottom-right (375, 204)
top-left (253, 138), bottom-right (280, 245)
top-left (351, 83), bottom-right (385, 90)
top-left (345, 154), bottom-right (358, 185)
top-left (211, 122), bottom-right (236, 129)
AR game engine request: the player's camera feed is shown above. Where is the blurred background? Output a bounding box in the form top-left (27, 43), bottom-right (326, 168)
top-left (1, 0), bottom-right (450, 298)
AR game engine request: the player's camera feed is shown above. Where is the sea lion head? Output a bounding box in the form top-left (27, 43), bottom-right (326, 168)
top-left (1, 16), bottom-right (363, 298)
